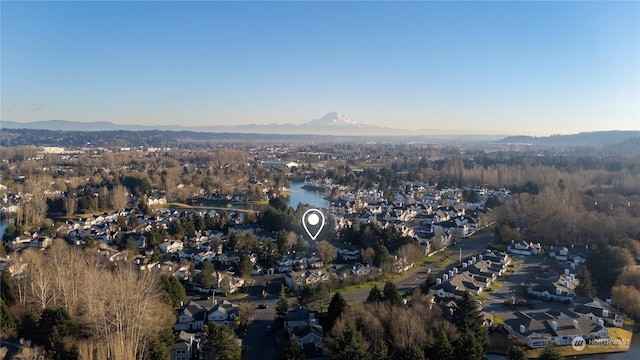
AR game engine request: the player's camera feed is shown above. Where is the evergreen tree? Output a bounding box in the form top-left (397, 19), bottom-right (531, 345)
top-left (276, 285), bottom-right (290, 328)
top-left (455, 330), bottom-right (483, 360)
top-left (371, 339), bottom-right (389, 359)
top-left (200, 261), bottom-right (216, 288)
top-left (83, 234), bottom-right (95, 248)
top-left (400, 345), bottom-right (424, 360)
top-left (1, 269), bottom-right (16, 305)
top-left (537, 345), bottom-right (564, 360)
top-left (383, 280), bottom-right (403, 307)
top-left (161, 274), bottom-right (187, 309)
top-left (37, 307), bottom-right (80, 360)
top-left (431, 330), bottom-right (455, 360)
top-left (169, 219), bottom-right (185, 238)
top-left (283, 335), bottom-right (305, 360)
top-left (373, 245), bottom-right (390, 268)
top-left (296, 285), bottom-right (316, 308)
top-left (239, 254), bottom-right (253, 278)
top-left (0, 299), bottom-right (16, 333)
top-left (149, 327), bottom-right (174, 360)
top-left (327, 292), bottom-right (348, 331)
top-left (575, 267), bottom-right (596, 298)
top-left (326, 321), bottom-right (370, 360)
top-left (366, 285), bottom-right (382, 303)
top-left (451, 291), bottom-right (489, 355)
top-left (201, 324), bottom-right (242, 360)
top-left (507, 346), bottom-right (526, 360)
top-left (18, 307), bottom-right (39, 341)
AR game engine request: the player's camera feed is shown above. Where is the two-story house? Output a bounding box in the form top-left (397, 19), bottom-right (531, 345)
top-left (285, 307), bottom-right (319, 334)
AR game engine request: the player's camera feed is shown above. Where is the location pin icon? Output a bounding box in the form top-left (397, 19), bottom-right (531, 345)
top-left (302, 209), bottom-right (325, 241)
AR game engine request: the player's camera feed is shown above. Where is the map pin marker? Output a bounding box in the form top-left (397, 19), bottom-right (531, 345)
top-left (302, 209), bottom-right (325, 241)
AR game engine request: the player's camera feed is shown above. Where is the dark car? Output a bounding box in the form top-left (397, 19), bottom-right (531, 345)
top-left (258, 304), bottom-right (269, 309)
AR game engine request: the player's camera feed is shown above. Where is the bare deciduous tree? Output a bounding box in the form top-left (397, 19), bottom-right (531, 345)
top-left (317, 240), bottom-right (337, 264)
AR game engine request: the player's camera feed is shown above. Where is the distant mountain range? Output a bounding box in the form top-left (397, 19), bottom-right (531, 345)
top-left (2, 114), bottom-right (638, 147)
top-left (496, 131), bottom-right (640, 147)
top-left (1, 112), bottom-right (409, 136)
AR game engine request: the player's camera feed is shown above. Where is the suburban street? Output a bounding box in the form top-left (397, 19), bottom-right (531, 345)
top-left (342, 233), bottom-right (495, 303)
top-left (233, 232), bottom-right (496, 359)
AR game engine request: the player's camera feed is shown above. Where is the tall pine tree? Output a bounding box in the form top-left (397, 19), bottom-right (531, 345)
top-left (276, 285), bottom-right (290, 329)
top-left (431, 329), bottom-right (455, 360)
top-left (575, 267), bottom-right (596, 298)
top-left (383, 280), bottom-right (403, 307)
top-left (327, 292), bottom-right (348, 331)
top-left (366, 285), bottom-right (382, 303)
top-left (201, 324), bottom-right (242, 360)
top-left (326, 321), bottom-right (370, 360)
top-left (283, 335), bottom-right (305, 360)
top-left (451, 292), bottom-right (489, 360)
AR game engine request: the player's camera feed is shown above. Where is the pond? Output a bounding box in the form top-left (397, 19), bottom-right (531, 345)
top-left (286, 182), bottom-right (330, 209)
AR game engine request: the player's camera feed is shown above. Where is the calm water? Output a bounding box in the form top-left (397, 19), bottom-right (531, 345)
top-left (286, 182), bottom-right (330, 209)
top-left (193, 182), bottom-right (331, 215)
top-left (0, 220), bottom-right (8, 238)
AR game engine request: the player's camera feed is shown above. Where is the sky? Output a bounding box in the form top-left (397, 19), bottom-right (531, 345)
top-left (1, 0), bottom-right (639, 136)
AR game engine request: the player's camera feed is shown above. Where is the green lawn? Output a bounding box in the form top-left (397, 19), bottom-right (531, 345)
top-left (489, 325), bottom-right (634, 359)
top-left (338, 274), bottom-right (403, 292)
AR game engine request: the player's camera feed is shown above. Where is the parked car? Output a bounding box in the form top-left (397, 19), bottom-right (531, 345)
top-left (258, 304), bottom-right (268, 309)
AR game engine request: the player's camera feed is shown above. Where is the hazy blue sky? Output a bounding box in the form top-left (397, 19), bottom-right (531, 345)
top-left (2, 1), bottom-right (639, 135)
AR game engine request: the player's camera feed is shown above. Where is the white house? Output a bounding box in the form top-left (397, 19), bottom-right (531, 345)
top-left (207, 300), bottom-right (239, 327)
top-left (159, 240), bottom-right (184, 254)
top-left (569, 297), bottom-right (624, 327)
top-left (507, 240), bottom-right (542, 256)
top-left (504, 311), bottom-right (609, 348)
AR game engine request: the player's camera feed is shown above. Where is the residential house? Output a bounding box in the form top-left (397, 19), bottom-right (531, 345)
top-left (174, 302), bottom-right (207, 331)
top-left (171, 331), bottom-right (198, 360)
top-left (430, 251), bottom-right (510, 300)
top-left (285, 307), bottom-right (319, 334)
top-left (430, 272), bottom-right (486, 299)
top-left (293, 324), bottom-right (324, 348)
top-left (391, 254), bottom-right (415, 273)
top-left (159, 240), bottom-right (184, 254)
top-left (207, 300), bottom-right (240, 327)
top-left (569, 297), bottom-right (624, 327)
top-left (504, 311), bottom-right (609, 348)
top-left (337, 246), bottom-right (362, 261)
top-left (275, 257), bottom-right (294, 273)
top-left (216, 271), bottom-right (245, 295)
top-left (285, 269), bottom-right (331, 290)
top-left (30, 236), bottom-right (53, 249)
top-left (507, 240), bottom-right (542, 256)
top-left (549, 246), bottom-right (570, 261)
top-left (528, 273), bottom-right (578, 302)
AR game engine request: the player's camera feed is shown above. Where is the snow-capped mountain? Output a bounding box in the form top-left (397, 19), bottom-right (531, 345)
top-left (301, 112), bottom-right (364, 127)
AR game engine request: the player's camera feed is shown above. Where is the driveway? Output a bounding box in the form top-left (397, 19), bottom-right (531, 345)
top-left (481, 255), bottom-right (539, 321)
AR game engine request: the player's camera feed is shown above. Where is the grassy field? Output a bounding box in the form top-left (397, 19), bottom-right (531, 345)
top-left (524, 324), bottom-right (634, 358)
